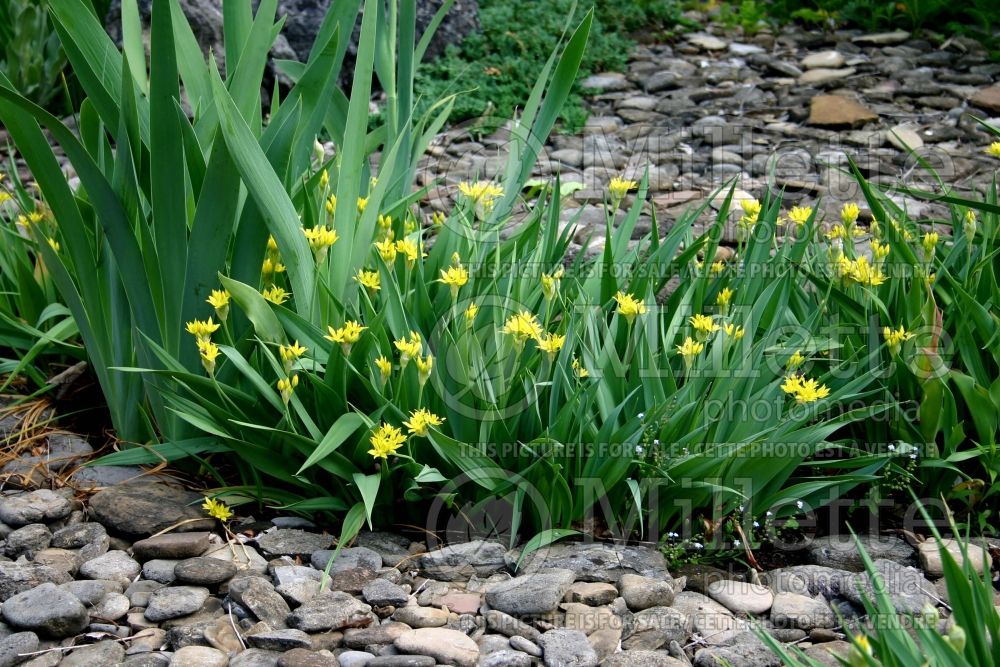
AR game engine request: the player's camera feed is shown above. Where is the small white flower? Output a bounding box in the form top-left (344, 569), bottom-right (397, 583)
top-left (753, 521), bottom-right (760, 528)
top-left (909, 453), bottom-right (917, 460)
top-left (795, 500), bottom-right (804, 510)
top-left (733, 539), bottom-right (741, 548)
top-left (693, 542), bottom-right (704, 549)
top-left (766, 511), bottom-right (774, 517)
top-left (887, 443), bottom-right (896, 452)
top-left (682, 447), bottom-right (689, 455)
top-left (635, 445), bottom-right (645, 455)
top-left (653, 439), bottom-right (660, 447)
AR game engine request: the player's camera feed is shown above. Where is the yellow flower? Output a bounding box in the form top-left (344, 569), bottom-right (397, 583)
top-left (197, 339), bottom-right (221, 375)
top-left (207, 289), bottom-right (231, 321)
top-left (28, 211), bottom-right (44, 224)
top-left (676, 337), bottom-right (704, 366)
top-left (47, 238), bottom-right (60, 252)
top-left (985, 142), bottom-right (1000, 158)
top-left (439, 265), bottom-right (469, 299)
top-left (304, 226), bottom-right (338, 262)
top-left (378, 214), bottom-right (393, 236)
top-left (394, 331), bottom-right (423, 366)
top-left (787, 350), bottom-right (806, 369)
top-left (825, 225), bottom-right (847, 241)
top-left (921, 232), bottom-right (938, 258)
top-left (431, 211), bottom-right (446, 227)
top-left (0, 192), bottom-right (11, 205)
top-left (279, 341), bottom-right (307, 373)
top-left (724, 323), bottom-right (744, 340)
top-left (357, 197), bottom-right (368, 214)
top-left (261, 258), bottom-right (285, 281)
top-left (541, 266), bottom-right (564, 301)
top-left (848, 256), bottom-right (886, 287)
top-left (501, 311), bottom-right (543, 346)
top-left (395, 237), bottom-right (423, 268)
top-left (266, 235), bottom-right (279, 254)
top-left (368, 422), bottom-right (406, 460)
top-left (689, 314), bottom-right (719, 339)
top-left (319, 169), bottom-right (329, 190)
top-left (841, 203), bottom-right (860, 225)
top-left (780, 373), bottom-right (830, 404)
top-left (277, 374), bottom-right (299, 405)
top-left (740, 198), bottom-right (762, 220)
top-left (375, 238), bottom-right (398, 266)
top-left (614, 291), bottom-right (646, 324)
top-left (458, 180), bottom-right (504, 205)
top-left (537, 333), bottom-right (566, 360)
top-left (262, 285), bottom-right (290, 304)
top-left (608, 176), bottom-right (638, 202)
top-left (572, 357), bottom-right (590, 378)
top-left (710, 261), bottom-right (724, 275)
top-left (202, 497), bottom-right (233, 522)
top-left (403, 408), bottom-right (444, 437)
top-left (716, 287), bottom-right (734, 308)
top-left (325, 321), bottom-right (367, 355)
top-left (374, 356), bottom-right (392, 385)
top-left (325, 194), bottom-right (337, 215)
top-left (871, 239), bottom-right (890, 261)
top-left (787, 206), bottom-right (813, 226)
top-left (964, 210), bottom-right (977, 241)
top-left (883, 325), bottom-right (912, 355)
top-left (464, 303), bottom-right (479, 328)
top-left (354, 269), bottom-right (381, 294)
top-left (404, 217), bottom-right (417, 234)
top-left (415, 354), bottom-right (433, 386)
top-left (186, 317), bottom-right (220, 343)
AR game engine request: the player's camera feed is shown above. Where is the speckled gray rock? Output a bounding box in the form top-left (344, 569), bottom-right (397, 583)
top-left (0, 490), bottom-right (72, 526)
top-left (537, 629), bottom-right (599, 667)
top-left (485, 569), bottom-right (576, 615)
top-left (144, 586), bottom-right (210, 622)
top-left (0, 631), bottom-right (39, 667)
top-left (88, 483), bottom-right (211, 537)
top-left (61, 579), bottom-right (121, 606)
top-left (60, 641), bottom-right (126, 667)
top-left (620, 574), bottom-right (676, 610)
top-left (1, 583), bottom-right (89, 637)
top-left (706, 580), bottom-right (774, 615)
top-left (770, 593), bottom-right (835, 630)
top-left (230, 577), bottom-right (291, 628)
top-left (288, 591), bottom-right (372, 632)
top-left (514, 543), bottom-right (668, 583)
top-left (131, 533), bottom-right (211, 562)
top-left (394, 628), bottom-right (480, 667)
top-left (760, 566), bottom-right (848, 599)
top-left (480, 650), bottom-right (533, 667)
top-left (806, 535), bottom-right (913, 571)
top-left (692, 631), bottom-right (781, 667)
top-left (361, 578), bottom-right (408, 607)
top-left (310, 547), bottom-right (382, 574)
top-left (169, 645), bottom-right (228, 667)
top-left (143, 559), bottom-right (180, 584)
top-left (3, 524), bottom-right (51, 558)
top-left (416, 540), bottom-right (507, 581)
top-left (255, 529), bottom-right (333, 558)
top-left (0, 562), bottom-right (72, 601)
top-left (246, 628), bottom-right (312, 651)
top-left (51, 523), bottom-right (110, 560)
top-left (90, 591), bottom-right (132, 621)
top-left (841, 559), bottom-right (936, 614)
top-left (174, 557), bottom-right (238, 585)
top-left (603, 652), bottom-right (688, 667)
top-left (79, 550), bottom-right (141, 583)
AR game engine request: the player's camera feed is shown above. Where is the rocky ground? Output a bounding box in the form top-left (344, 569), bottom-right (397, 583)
top-left (418, 23), bottom-right (1000, 252)
top-left (0, 466), bottom-right (996, 667)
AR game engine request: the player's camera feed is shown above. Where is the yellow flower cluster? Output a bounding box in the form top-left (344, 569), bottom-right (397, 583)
top-left (355, 269), bottom-right (381, 294)
top-left (676, 337), bottom-right (704, 366)
top-left (263, 285), bottom-right (290, 304)
top-left (787, 206), bottom-right (812, 226)
top-left (883, 325), bottom-right (912, 355)
top-left (304, 226), bottom-right (338, 262)
top-left (279, 341), bottom-right (307, 374)
top-left (368, 422), bottom-right (406, 460)
top-left (459, 181), bottom-right (503, 206)
top-left (502, 310), bottom-right (544, 346)
top-left (207, 289), bottom-right (230, 321)
top-left (394, 331), bottom-right (423, 367)
top-left (780, 373), bottom-right (830, 404)
top-left (402, 408), bottom-right (444, 437)
top-left (608, 176), bottom-right (638, 202)
top-left (325, 321), bottom-right (367, 355)
top-left (202, 497), bottom-right (233, 522)
top-left (439, 264), bottom-right (469, 300)
top-left (541, 266), bottom-right (564, 301)
top-left (186, 317), bottom-right (222, 375)
top-left (277, 374), bottom-right (299, 405)
top-left (614, 291), bottom-right (646, 324)
top-left (986, 142), bottom-right (1000, 159)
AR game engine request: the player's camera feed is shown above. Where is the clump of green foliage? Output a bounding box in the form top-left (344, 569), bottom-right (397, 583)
top-left (416, 0), bottom-right (684, 134)
top-left (0, 0), bottom-right (69, 111)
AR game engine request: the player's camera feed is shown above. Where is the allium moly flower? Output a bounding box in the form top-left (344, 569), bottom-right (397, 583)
top-left (883, 325), bottom-right (912, 355)
top-left (277, 374), bottom-right (299, 404)
top-left (870, 239), bottom-right (890, 261)
top-left (716, 287), bottom-right (734, 308)
top-left (847, 256), bottom-right (886, 287)
top-left (202, 497), bottom-right (233, 522)
top-left (325, 194), bottom-right (337, 216)
top-left (403, 408), bottom-right (444, 437)
top-left (608, 176), bottom-right (638, 203)
top-left (395, 237), bottom-right (423, 269)
top-left (541, 266), bottom-right (564, 300)
top-left (787, 206), bottom-right (813, 226)
top-left (689, 314), bottom-right (719, 339)
top-left (780, 373), bottom-right (830, 404)
top-left (357, 197), bottom-right (368, 214)
top-left (375, 238), bottom-right (397, 266)
top-left (787, 350), bottom-right (806, 370)
top-left (279, 341), bottom-right (307, 373)
top-left (325, 321), bottom-right (366, 355)
top-left (304, 226), bottom-right (338, 262)
top-left (318, 169), bottom-right (329, 190)
top-left (464, 303), bottom-right (479, 328)
top-left (724, 323), bottom-right (745, 340)
top-left (186, 317), bottom-right (220, 343)
top-left (431, 211), bottom-right (446, 227)
top-left (394, 331), bottom-right (423, 367)
top-left (921, 231), bottom-right (939, 259)
top-left (368, 423), bottom-right (406, 460)
top-left (572, 357), bottom-right (589, 378)
top-left (415, 354), bottom-right (433, 386)
top-left (537, 333), bottom-right (566, 360)
top-left (207, 289), bottom-right (231, 322)
top-left (676, 337), bottom-right (704, 366)
top-left (614, 291), bottom-right (646, 324)
top-left (502, 311), bottom-right (543, 346)
top-left (262, 285), bottom-right (290, 305)
top-left (986, 142), bottom-right (1000, 159)
top-left (197, 339), bottom-right (221, 375)
top-left (439, 265), bottom-right (469, 299)
top-left (840, 202), bottom-right (860, 225)
top-left (354, 269), bottom-right (381, 295)
top-left (964, 210), bottom-right (977, 241)
top-left (47, 238), bottom-right (60, 252)
top-left (458, 180), bottom-right (503, 206)
top-left (374, 356), bottom-right (392, 385)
